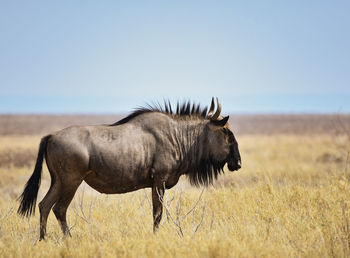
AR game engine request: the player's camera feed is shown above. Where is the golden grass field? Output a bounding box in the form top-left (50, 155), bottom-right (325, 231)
top-left (0, 115), bottom-right (349, 257)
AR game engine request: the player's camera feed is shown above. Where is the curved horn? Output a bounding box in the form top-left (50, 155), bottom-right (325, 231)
top-left (207, 97), bottom-right (215, 117)
top-left (211, 98), bottom-right (221, 120)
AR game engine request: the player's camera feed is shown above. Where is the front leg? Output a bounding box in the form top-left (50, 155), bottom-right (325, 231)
top-left (152, 184), bottom-right (165, 232)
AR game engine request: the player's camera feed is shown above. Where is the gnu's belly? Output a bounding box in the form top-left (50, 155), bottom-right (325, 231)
top-left (83, 170), bottom-right (153, 194)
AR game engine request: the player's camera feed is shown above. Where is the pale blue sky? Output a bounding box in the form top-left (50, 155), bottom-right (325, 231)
top-left (0, 1), bottom-right (349, 113)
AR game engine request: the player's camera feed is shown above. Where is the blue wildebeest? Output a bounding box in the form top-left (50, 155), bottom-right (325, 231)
top-left (18, 98), bottom-right (241, 240)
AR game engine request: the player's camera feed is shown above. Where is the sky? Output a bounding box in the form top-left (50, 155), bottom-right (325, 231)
top-left (0, 1), bottom-right (349, 114)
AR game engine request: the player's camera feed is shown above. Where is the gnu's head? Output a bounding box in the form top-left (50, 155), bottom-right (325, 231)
top-left (207, 97), bottom-right (241, 172)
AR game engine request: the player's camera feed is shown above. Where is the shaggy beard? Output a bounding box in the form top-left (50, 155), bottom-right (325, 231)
top-left (188, 157), bottom-right (226, 186)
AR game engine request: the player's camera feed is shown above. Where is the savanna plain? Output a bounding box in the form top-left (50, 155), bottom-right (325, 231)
top-left (0, 114), bottom-right (349, 258)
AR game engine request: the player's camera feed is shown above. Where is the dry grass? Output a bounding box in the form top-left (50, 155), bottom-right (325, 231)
top-left (0, 115), bottom-right (349, 257)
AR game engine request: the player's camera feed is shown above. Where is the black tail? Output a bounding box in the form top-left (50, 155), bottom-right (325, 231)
top-left (17, 135), bottom-right (51, 217)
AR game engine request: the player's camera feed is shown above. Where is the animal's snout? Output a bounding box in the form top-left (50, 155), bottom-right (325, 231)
top-left (228, 159), bottom-right (241, 171)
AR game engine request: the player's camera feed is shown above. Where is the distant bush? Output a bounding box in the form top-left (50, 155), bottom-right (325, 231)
top-left (0, 149), bottom-right (36, 168)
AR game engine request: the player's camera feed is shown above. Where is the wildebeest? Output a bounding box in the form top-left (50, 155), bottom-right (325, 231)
top-left (18, 98), bottom-right (241, 240)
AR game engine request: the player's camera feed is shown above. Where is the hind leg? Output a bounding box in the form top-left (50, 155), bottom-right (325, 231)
top-left (53, 181), bottom-right (82, 237)
top-left (38, 180), bottom-right (61, 240)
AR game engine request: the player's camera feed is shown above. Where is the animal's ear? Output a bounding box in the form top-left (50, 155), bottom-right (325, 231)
top-left (210, 116), bottom-right (229, 127)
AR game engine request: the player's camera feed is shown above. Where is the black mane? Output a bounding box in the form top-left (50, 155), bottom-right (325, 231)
top-left (111, 100), bottom-right (208, 126)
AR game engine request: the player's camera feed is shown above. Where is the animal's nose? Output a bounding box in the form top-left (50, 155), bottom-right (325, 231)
top-left (237, 160), bottom-right (241, 169)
